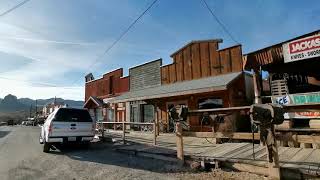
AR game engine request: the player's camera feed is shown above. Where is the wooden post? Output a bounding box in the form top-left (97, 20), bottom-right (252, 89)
top-left (176, 122), bottom-right (184, 162)
top-left (267, 126), bottom-right (281, 179)
top-left (122, 122), bottom-right (125, 144)
top-left (154, 104), bottom-right (160, 136)
top-left (252, 69), bottom-right (262, 104)
top-left (153, 122), bottom-right (157, 145)
top-left (101, 122), bottom-right (105, 140)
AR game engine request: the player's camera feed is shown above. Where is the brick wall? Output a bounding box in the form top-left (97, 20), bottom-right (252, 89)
top-left (85, 68), bottom-right (129, 101)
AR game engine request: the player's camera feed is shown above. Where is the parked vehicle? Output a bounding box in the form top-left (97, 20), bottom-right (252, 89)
top-left (22, 120), bottom-right (34, 126)
top-left (7, 119), bottom-right (14, 126)
top-left (39, 108), bottom-right (95, 153)
top-left (0, 121), bottom-right (7, 126)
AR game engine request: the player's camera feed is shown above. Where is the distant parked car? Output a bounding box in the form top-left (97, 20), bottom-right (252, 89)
top-left (23, 121), bottom-right (34, 126)
top-left (0, 121), bottom-right (7, 126)
top-left (39, 108), bottom-right (94, 153)
top-left (7, 120), bottom-right (14, 126)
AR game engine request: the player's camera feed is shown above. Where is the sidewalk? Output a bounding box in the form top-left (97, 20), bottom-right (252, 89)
top-left (104, 130), bottom-right (320, 177)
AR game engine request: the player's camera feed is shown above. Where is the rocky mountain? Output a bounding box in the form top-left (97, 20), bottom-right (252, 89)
top-left (0, 94), bottom-right (84, 113)
top-left (0, 94), bottom-right (29, 112)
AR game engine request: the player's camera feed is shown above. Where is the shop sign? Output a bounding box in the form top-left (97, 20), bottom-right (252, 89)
top-left (283, 34), bottom-right (320, 63)
top-left (272, 92), bottom-right (320, 119)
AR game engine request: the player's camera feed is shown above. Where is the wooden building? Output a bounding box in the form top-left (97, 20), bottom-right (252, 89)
top-left (244, 30), bottom-right (320, 129)
top-left (110, 39), bottom-right (254, 132)
top-left (84, 68), bottom-right (129, 122)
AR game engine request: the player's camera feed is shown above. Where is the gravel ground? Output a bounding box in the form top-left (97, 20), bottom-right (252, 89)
top-left (172, 169), bottom-right (266, 180)
top-left (0, 126), bottom-right (266, 180)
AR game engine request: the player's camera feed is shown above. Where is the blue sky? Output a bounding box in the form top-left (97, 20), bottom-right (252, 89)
top-left (0, 0), bottom-right (319, 100)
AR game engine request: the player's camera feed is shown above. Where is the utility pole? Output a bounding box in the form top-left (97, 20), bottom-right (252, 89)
top-left (35, 99), bottom-right (37, 117)
top-left (29, 104), bottom-right (32, 118)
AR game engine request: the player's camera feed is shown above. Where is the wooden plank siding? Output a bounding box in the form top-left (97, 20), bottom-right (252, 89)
top-left (161, 65), bottom-right (169, 84)
top-left (191, 43), bottom-right (201, 79)
top-left (183, 46), bottom-right (192, 81)
top-left (200, 42), bottom-right (210, 77)
top-left (175, 53), bottom-right (184, 81)
top-left (209, 42), bottom-right (221, 75)
top-left (161, 41), bottom-right (242, 85)
top-left (230, 46), bottom-right (243, 72)
top-left (168, 64), bottom-right (176, 83)
top-left (219, 48), bottom-right (231, 74)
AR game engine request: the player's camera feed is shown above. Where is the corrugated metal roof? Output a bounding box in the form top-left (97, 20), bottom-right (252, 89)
top-left (108, 72), bottom-right (242, 103)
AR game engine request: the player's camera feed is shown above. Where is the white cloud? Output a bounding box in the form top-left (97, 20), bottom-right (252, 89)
top-left (0, 78), bottom-right (84, 100)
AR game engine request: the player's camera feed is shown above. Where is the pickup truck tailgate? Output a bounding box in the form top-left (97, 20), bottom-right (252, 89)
top-left (51, 122), bottom-right (94, 137)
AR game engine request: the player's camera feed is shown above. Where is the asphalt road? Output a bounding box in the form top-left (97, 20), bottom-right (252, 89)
top-left (0, 126), bottom-right (187, 180)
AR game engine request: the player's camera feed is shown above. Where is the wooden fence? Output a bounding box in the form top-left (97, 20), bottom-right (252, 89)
top-left (96, 121), bottom-right (157, 145)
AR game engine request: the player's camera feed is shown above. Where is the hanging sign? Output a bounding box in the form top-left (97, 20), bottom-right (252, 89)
top-left (283, 34), bottom-right (320, 63)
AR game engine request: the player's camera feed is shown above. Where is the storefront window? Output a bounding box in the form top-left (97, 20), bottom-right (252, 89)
top-left (89, 109), bottom-right (95, 121)
top-left (142, 104), bottom-right (154, 123)
top-left (107, 108), bottom-right (114, 122)
top-left (198, 98), bottom-right (223, 109)
top-left (130, 106), bottom-right (139, 122)
top-left (96, 108), bottom-right (103, 122)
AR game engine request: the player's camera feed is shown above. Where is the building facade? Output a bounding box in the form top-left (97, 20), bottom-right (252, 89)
top-left (244, 30), bottom-right (320, 129)
top-left (84, 68), bottom-right (129, 122)
top-left (109, 39), bottom-right (253, 132)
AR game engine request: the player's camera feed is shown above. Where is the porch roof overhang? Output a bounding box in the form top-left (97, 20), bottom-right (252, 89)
top-left (244, 30), bottom-right (320, 75)
top-left (107, 72), bottom-right (242, 103)
top-left (83, 96), bottom-right (104, 108)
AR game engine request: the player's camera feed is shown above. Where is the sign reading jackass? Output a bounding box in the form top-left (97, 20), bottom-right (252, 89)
top-left (283, 34), bottom-right (320, 63)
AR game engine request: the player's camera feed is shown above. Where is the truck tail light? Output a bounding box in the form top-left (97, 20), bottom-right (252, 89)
top-left (49, 123), bottom-right (53, 134)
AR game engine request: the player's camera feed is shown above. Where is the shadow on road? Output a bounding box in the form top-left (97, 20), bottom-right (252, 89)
top-left (0, 131), bottom-right (10, 138)
top-left (46, 141), bottom-right (189, 174)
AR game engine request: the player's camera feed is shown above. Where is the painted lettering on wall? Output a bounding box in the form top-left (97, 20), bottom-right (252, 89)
top-left (275, 96), bottom-right (290, 105)
top-left (293, 93), bottom-right (320, 104)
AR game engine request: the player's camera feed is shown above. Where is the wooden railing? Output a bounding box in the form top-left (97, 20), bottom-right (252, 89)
top-left (96, 121), bottom-right (157, 145)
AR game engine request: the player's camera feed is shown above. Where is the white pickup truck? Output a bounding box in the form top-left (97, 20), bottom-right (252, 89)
top-left (39, 108), bottom-right (95, 153)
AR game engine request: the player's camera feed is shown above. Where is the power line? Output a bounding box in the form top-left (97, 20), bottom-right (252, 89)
top-left (0, 0), bottom-right (31, 17)
top-left (86, 0), bottom-right (159, 73)
top-left (55, 0), bottom-right (159, 98)
top-left (200, 0), bottom-right (240, 44)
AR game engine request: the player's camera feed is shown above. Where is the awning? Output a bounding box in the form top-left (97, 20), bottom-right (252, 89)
top-left (108, 72), bottom-right (242, 103)
top-left (83, 96), bottom-right (104, 108)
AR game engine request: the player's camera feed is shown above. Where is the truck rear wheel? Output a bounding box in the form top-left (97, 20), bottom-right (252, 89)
top-left (43, 142), bottom-right (51, 153)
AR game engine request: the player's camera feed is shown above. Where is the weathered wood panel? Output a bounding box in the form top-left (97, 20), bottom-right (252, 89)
top-left (175, 53), bottom-right (184, 81)
top-left (168, 64), bottom-right (176, 83)
top-left (230, 46), bottom-right (243, 72)
top-left (183, 46), bottom-right (192, 80)
top-left (191, 43), bottom-right (201, 79)
top-left (209, 42), bottom-right (220, 75)
top-left (200, 42), bottom-right (210, 77)
top-left (161, 42), bottom-right (243, 85)
top-left (161, 65), bottom-right (169, 84)
top-left (130, 59), bottom-right (162, 91)
top-left (219, 49), bottom-right (231, 74)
